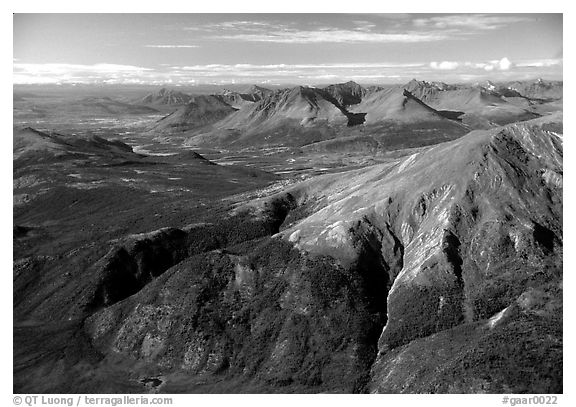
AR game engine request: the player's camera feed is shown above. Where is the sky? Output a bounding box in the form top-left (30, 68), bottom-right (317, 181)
top-left (13, 13), bottom-right (563, 85)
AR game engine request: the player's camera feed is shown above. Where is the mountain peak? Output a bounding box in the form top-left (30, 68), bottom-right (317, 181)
top-left (406, 78), bottom-right (425, 86)
top-left (149, 94), bottom-right (236, 133)
top-left (248, 84), bottom-right (271, 92)
top-left (142, 88), bottom-right (192, 105)
top-left (322, 81), bottom-right (365, 107)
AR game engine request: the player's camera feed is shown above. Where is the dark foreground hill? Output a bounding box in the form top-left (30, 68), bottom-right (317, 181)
top-left (14, 113), bottom-right (562, 393)
top-left (13, 127), bottom-right (140, 168)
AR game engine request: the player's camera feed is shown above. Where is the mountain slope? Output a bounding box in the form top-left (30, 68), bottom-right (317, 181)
top-left (244, 84), bottom-right (274, 100)
top-left (351, 86), bottom-right (463, 124)
top-left (149, 95), bottom-right (237, 133)
top-left (219, 86), bottom-right (349, 128)
top-left (322, 81), bottom-right (365, 106)
top-left (141, 88), bottom-right (193, 105)
top-left (273, 113), bottom-right (562, 392)
top-left (185, 86), bottom-right (357, 147)
top-left (185, 83), bottom-right (469, 150)
top-left (214, 86), bottom-right (275, 109)
top-left (77, 97), bottom-right (159, 115)
top-left (14, 127), bottom-right (139, 167)
top-left (215, 90), bottom-right (256, 109)
top-left (404, 79), bottom-right (542, 126)
top-left (504, 79), bottom-right (563, 100)
top-left (72, 114), bottom-right (563, 393)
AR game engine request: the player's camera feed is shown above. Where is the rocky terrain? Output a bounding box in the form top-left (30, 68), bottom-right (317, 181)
top-left (141, 88), bottom-right (193, 106)
top-left (148, 95), bottom-right (238, 134)
top-left (322, 80), bottom-right (366, 107)
top-left (173, 79), bottom-right (560, 154)
top-left (503, 78), bottom-right (563, 100)
top-left (216, 85), bottom-right (274, 109)
top-left (13, 79), bottom-right (563, 394)
top-left (403, 78), bottom-right (561, 126)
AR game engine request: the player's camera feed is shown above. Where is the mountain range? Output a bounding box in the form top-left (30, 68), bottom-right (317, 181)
top-left (144, 79), bottom-right (561, 152)
top-left (13, 77), bottom-right (563, 394)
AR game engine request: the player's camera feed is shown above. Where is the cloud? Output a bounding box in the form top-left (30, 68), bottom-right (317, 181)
top-left (13, 63), bottom-right (154, 84)
top-left (144, 45), bottom-right (200, 48)
top-left (158, 62), bottom-right (436, 83)
top-left (352, 20), bottom-right (378, 32)
top-left (413, 14), bottom-right (532, 31)
top-left (425, 57), bottom-right (560, 81)
top-left (430, 61), bottom-right (460, 70)
top-left (459, 57), bottom-right (515, 72)
top-left (179, 15), bottom-right (530, 45)
top-left (212, 21), bottom-right (276, 30)
top-left (186, 18), bottom-right (450, 44)
top-left (430, 58), bottom-right (517, 71)
top-left (213, 29), bottom-right (448, 44)
top-left (176, 62), bottom-right (425, 70)
top-left (476, 57), bottom-right (514, 71)
top-left (14, 63), bottom-right (151, 74)
top-left (497, 57), bottom-right (513, 70)
top-left (13, 61), bottom-right (430, 84)
top-left (516, 58), bottom-right (563, 68)
top-left (13, 57), bottom-right (562, 85)
top-left (182, 20), bottom-right (278, 33)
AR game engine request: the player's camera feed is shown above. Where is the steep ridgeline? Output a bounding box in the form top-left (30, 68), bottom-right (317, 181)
top-left (218, 86), bottom-right (349, 128)
top-left (276, 113), bottom-right (563, 392)
top-left (322, 81), bottom-right (366, 107)
top-left (149, 95), bottom-right (237, 133)
top-left (245, 84), bottom-right (275, 100)
top-left (300, 85), bottom-right (470, 154)
top-left (141, 88), bottom-right (193, 106)
top-left (215, 86), bottom-right (274, 109)
top-left (403, 79), bottom-right (551, 127)
top-left (146, 86), bottom-right (276, 133)
top-left (186, 85), bottom-right (367, 148)
top-left (215, 90), bottom-right (255, 109)
top-left (503, 79), bottom-right (563, 100)
top-left (179, 79), bottom-right (553, 152)
top-left (81, 114), bottom-right (561, 393)
top-left (349, 84), bottom-right (464, 124)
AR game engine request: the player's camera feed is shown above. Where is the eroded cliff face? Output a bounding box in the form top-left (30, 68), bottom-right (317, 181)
top-left (81, 114), bottom-right (562, 393)
top-left (275, 113), bottom-right (563, 392)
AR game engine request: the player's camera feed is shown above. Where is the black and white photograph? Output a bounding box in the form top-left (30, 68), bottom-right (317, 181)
top-left (11, 8), bottom-right (566, 398)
